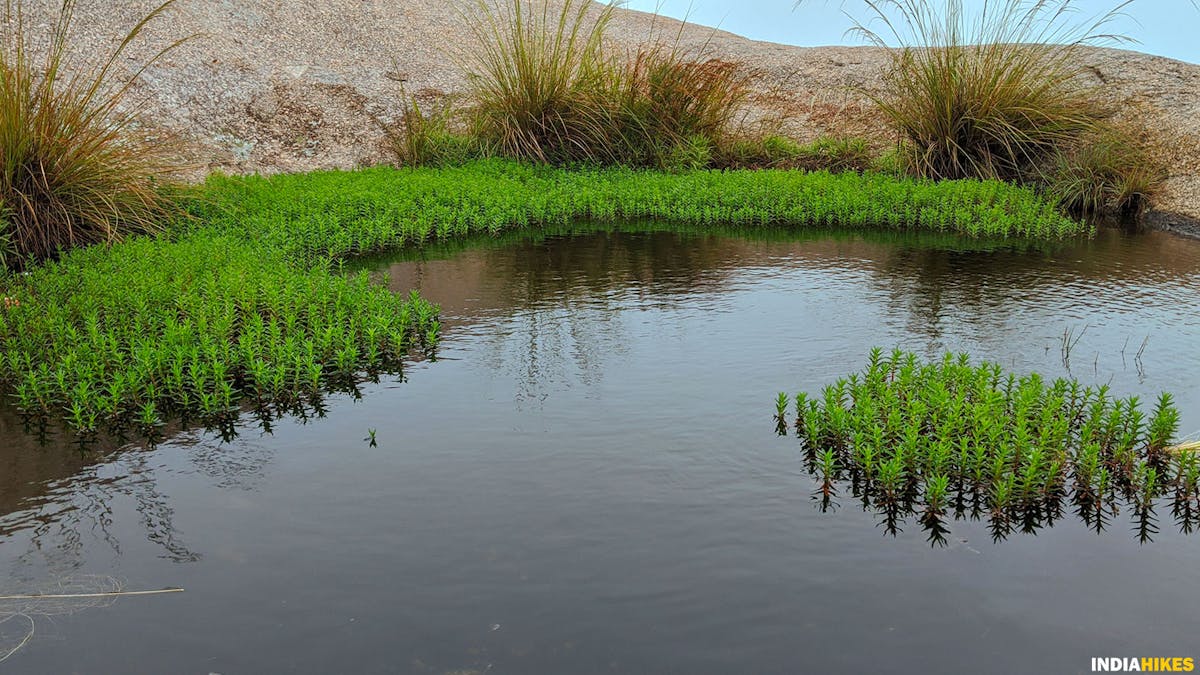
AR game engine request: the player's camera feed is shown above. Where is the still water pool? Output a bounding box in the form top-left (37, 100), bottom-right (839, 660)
top-left (1, 226), bottom-right (1198, 673)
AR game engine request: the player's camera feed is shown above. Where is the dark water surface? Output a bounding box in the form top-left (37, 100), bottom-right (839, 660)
top-left (2, 226), bottom-right (1199, 674)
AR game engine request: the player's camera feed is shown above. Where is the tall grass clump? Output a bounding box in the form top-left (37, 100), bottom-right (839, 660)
top-left (846, 0), bottom-right (1124, 180)
top-left (833, 0), bottom-right (1159, 214)
top-left (457, 0), bottom-right (753, 169)
top-left (384, 90), bottom-right (488, 168)
top-left (779, 349), bottom-right (1195, 543)
top-left (593, 44), bottom-right (752, 169)
top-left (459, 0), bottom-right (615, 163)
top-left (0, 0), bottom-right (185, 268)
top-left (1045, 121), bottom-right (1166, 218)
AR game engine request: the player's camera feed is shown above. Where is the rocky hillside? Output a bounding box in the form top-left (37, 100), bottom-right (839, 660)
top-left (13, 0), bottom-right (1200, 230)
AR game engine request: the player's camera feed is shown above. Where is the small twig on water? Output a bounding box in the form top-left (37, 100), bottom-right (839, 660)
top-left (1, 580), bottom-right (182, 663)
top-left (0, 588), bottom-right (183, 601)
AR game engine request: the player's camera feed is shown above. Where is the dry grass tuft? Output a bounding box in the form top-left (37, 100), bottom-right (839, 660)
top-left (0, 0), bottom-right (186, 268)
top-left (457, 0), bottom-right (615, 164)
top-left (453, 0), bottom-right (753, 170)
top-left (825, 0), bottom-right (1167, 215)
top-left (1046, 119), bottom-right (1167, 217)
top-left (844, 0), bottom-right (1130, 181)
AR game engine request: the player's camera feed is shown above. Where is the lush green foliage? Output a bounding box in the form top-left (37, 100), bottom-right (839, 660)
top-left (195, 160), bottom-right (1086, 265)
top-left (778, 349), bottom-right (1194, 543)
top-left (1, 161), bottom-right (1081, 438)
top-left (0, 0), bottom-right (184, 269)
top-left (0, 232), bottom-right (438, 439)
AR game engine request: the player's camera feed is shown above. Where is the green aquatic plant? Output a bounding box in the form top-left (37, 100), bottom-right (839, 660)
top-left (814, 448), bottom-right (839, 510)
top-left (190, 160), bottom-right (1086, 267)
top-left (3, 158), bottom-right (1078, 442)
top-left (775, 391), bottom-right (790, 435)
top-left (1171, 451), bottom-right (1200, 533)
top-left (0, 232), bottom-right (439, 437)
top-left (776, 348), bottom-right (1192, 544)
top-left (920, 473), bottom-right (951, 543)
top-left (1148, 393), bottom-right (1181, 460)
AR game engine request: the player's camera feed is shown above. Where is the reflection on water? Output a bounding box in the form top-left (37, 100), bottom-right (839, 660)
top-left (785, 433), bottom-right (1200, 546)
top-left (0, 432), bottom-right (270, 573)
top-left (1, 225), bottom-right (1199, 673)
top-left (378, 225), bottom-right (1199, 411)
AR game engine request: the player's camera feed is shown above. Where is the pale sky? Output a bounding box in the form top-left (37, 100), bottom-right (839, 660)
top-left (622, 0), bottom-right (1200, 64)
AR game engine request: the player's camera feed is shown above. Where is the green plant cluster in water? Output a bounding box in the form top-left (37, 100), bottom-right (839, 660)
top-left (195, 160), bottom-right (1087, 265)
top-left (776, 349), bottom-right (1196, 544)
top-left (1, 161), bottom-right (1083, 440)
top-left (0, 232), bottom-right (438, 440)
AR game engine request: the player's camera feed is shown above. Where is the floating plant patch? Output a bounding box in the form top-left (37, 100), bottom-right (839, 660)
top-left (776, 349), bottom-right (1197, 544)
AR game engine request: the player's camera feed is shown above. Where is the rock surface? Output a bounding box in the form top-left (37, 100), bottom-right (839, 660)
top-left (11, 0), bottom-right (1200, 229)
